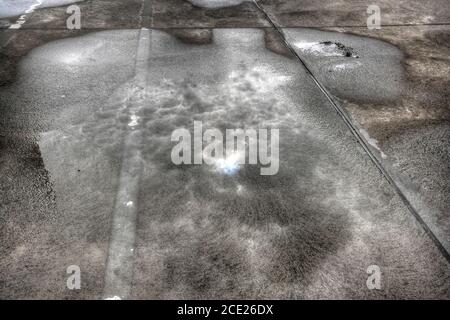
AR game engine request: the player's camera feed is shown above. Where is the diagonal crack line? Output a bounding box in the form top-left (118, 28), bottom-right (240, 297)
top-left (252, 0), bottom-right (450, 262)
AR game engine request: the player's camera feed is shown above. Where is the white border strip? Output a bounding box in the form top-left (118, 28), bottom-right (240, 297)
top-left (9, 0), bottom-right (43, 29)
top-left (102, 28), bottom-right (151, 300)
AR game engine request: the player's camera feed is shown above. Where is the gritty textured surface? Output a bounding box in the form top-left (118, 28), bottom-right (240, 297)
top-left (281, 25), bottom-right (450, 253)
top-left (1, 28), bottom-right (449, 299)
top-left (0, 0), bottom-right (449, 300)
top-left (1, 0), bottom-right (271, 29)
top-left (256, 0), bottom-right (450, 27)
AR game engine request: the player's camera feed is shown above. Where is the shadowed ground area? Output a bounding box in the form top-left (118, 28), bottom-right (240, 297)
top-left (0, 1), bottom-right (449, 299)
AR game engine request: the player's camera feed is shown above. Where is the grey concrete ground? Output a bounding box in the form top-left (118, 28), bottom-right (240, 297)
top-left (0, 1), bottom-right (449, 299)
top-left (257, 0), bottom-right (450, 26)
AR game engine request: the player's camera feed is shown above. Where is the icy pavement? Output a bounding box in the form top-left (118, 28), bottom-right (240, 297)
top-left (1, 26), bottom-right (449, 299)
top-left (0, 0), bottom-right (449, 299)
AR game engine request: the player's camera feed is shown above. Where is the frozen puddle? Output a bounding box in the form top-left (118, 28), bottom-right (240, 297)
top-left (7, 28), bottom-right (443, 298)
top-left (34, 28), bottom-right (310, 299)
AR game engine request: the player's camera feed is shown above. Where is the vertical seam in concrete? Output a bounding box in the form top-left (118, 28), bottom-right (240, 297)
top-left (102, 27), bottom-right (151, 300)
top-left (252, 0), bottom-right (450, 262)
top-left (150, 0), bottom-right (154, 28)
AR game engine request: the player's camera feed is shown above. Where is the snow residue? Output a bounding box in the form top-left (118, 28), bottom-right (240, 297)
top-left (186, 0), bottom-right (246, 9)
top-left (294, 41), bottom-right (358, 58)
top-left (332, 61), bottom-right (362, 71)
top-left (359, 128), bottom-right (387, 159)
top-left (294, 42), bottom-right (342, 57)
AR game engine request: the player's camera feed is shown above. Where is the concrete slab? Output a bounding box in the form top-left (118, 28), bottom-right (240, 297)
top-left (0, 28), bottom-right (138, 299)
top-left (1, 28), bottom-right (448, 299)
top-left (282, 25), bottom-right (450, 255)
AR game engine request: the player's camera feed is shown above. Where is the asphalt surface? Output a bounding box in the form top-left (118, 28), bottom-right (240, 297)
top-left (0, 0), bottom-right (449, 299)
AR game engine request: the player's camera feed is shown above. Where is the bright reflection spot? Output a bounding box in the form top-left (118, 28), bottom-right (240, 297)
top-left (128, 114), bottom-right (139, 127)
top-left (61, 53), bottom-right (81, 64)
top-left (214, 152), bottom-right (241, 175)
top-left (104, 296), bottom-right (122, 300)
top-left (125, 201), bottom-right (134, 207)
top-left (59, 42), bottom-right (103, 65)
